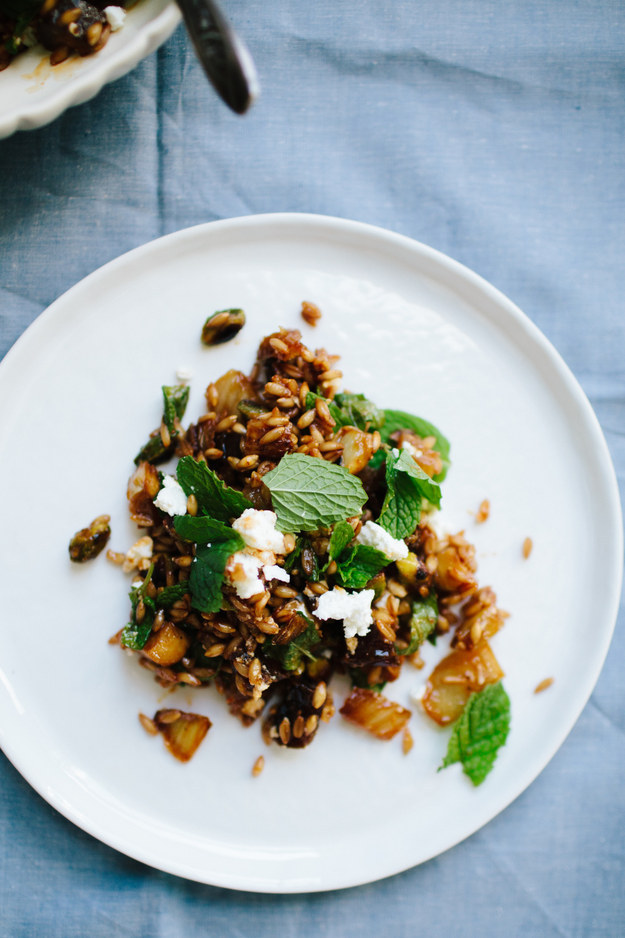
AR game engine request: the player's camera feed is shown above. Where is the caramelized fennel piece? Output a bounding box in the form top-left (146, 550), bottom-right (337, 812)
top-left (340, 687), bottom-right (411, 740)
top-left (421, 640), bottom-right (504, 726)
top-left (142, 622), bottom-right (190, 666)
top-left (211, 368), bottom-right (256, 416)
top-left (154, 710), bottom-right (211, 762)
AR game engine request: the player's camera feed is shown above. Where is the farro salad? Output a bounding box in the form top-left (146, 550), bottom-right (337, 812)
top-left (81, 308), bottom-right (512, 784)
top-left (0, 0), bottom-right (127, 70)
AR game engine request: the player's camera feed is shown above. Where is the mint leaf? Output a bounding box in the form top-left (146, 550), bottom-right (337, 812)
top-left (155, 582), bottom-right (190, 609)
top-left (176, 456), bottom-right (252, 522)
top-left (396, 594), bottom-right (438, 655)
top-left (173, 515), bottom-right (244, 613)
top-left (265, 619), bottom-right (320, 671)
top-left (134, 384), bottom-right (190, 465)
top-left (174, 513), bottom-right (244, 548)
top-left (263, 454), bottom-right (367, 533)
top-left (162, 385), bottom-right (190, 430)
top-left (440, 682), bottom-right (511, 786)
top-left (188, 544), bottom-right (236, 613)
top-left (378, 449), bottom-right (441, 539)
top-left (381, 409), bottom-right (450, 482)
top-left (121, 564), bottom-right (156, 650)
top-left (327, 520), bottom-right (354, 561)
top-left (335, 545), bottom-right (388, 589)
top-left (304, 391), bottom-right (385, 432)
top-left (333, 392), bottom-right (384, 431)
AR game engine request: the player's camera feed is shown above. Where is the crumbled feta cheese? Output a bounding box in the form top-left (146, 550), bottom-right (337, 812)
top-left (153, 475), bottom-right (188, 517)
top-left (315, 587), bottom-right (375, 639)
top-left (175, 365), bottom-right (193, 385)
top-left (232, 509), bottom-right (286, 554)
top-left (123, 536), bottom-right (153, 573)
top-left (225, 551), bottom-right (264, 599)
top-left (104, 5), bottom-right (126, 31)
top-left (225, 552), bottom-right (291, 598)
top-left (401, 439), bottom-right (423, 459)
top-left (263, 564), bottom-right (290, 584)
top-left (356, 520), bottom-right (409, 562)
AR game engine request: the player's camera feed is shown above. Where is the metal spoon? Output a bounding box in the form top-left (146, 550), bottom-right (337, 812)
top-left (175, 0), bottom-right (259, 115)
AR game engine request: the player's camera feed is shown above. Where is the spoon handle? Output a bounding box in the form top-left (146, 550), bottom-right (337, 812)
top-left (175, 0), bottom-right (259, 115)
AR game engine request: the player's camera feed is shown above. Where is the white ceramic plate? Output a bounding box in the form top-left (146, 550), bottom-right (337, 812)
top-left (0, 0), bottom-right (179, 139)
top-left (0, 214), bottom-right (621, 892)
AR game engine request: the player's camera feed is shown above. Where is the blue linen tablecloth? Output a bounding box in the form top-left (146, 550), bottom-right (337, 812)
top-left (1, 1), bottom-right (624, 934)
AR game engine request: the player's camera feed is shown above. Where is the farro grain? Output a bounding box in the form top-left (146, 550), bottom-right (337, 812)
top-left (238, 454), bottom-right (260, 470)
top-left (233, 658), bottom-right (250, 678)
top-left (273, 585), bottom-right (298, 599)
top-left (204, 642), bottom-right (226, 657)
top-left (476, 499), bottom-right (490, 523)
top-left (259, 426), bottom-right (287, 446)
top-left (248, 658), bottom-right (262, 684)
top-left (256, 618), bottom-right (280, 635)
top-left (300, 301), bottom-right (322, 326)
top-left (87, 21), bottom-right (103, 45)
top-left (534, 677), bottom-right (554, 694)
top-left (265, 381), bottom-right (289, 396)
top-left (269, 337), bottom-right (289, 354)
top-left (159, 421), bottom-right (171, 448)
top-left (173, 555), bottom-right (193, 568)
top-left (106, 549), bottom-right (125, 564)
top-left (215, 414), bottom-right (237, 433)
top-left (157, 709), bottom-right (181, 724)
top-left (312, 682), bottom-right (327, 709)
top-left (387, 579), bottom-right (408, 598)
top-left (305, 714), bottom-right (318, 735)
top-left (314, 398), bottom-right (333, 423)
top-left (297, 409), bottom-right (316, 429)
top-left (178, 673), bottom-right (202, 686)
top-left (139, 713), bottom-right (158, 735)
top-left (235, 673), bottom-right (251, 697)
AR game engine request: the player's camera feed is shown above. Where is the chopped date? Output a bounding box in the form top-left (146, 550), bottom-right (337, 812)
top-left (263, 678), bottom-right (328, 749)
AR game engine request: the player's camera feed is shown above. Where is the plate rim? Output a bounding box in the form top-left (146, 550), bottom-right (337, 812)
top-left (0, 212), bottom-right (622, 891)
top-left (0, 1), bottom-right (180, 139)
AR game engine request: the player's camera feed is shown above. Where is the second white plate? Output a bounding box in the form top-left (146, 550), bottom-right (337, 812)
top-left (0, 214), bottom-right (621, 891)
top-left (0, 0), bottom-right (179, 138)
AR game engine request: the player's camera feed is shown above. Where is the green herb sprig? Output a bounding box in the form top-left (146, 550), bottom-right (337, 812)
top-left (263, 454), bottom-right (367, 533)
top-left (378, 448), bottom-right (441, 540)
top-left (439, 682), bottom-right (511, 786)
